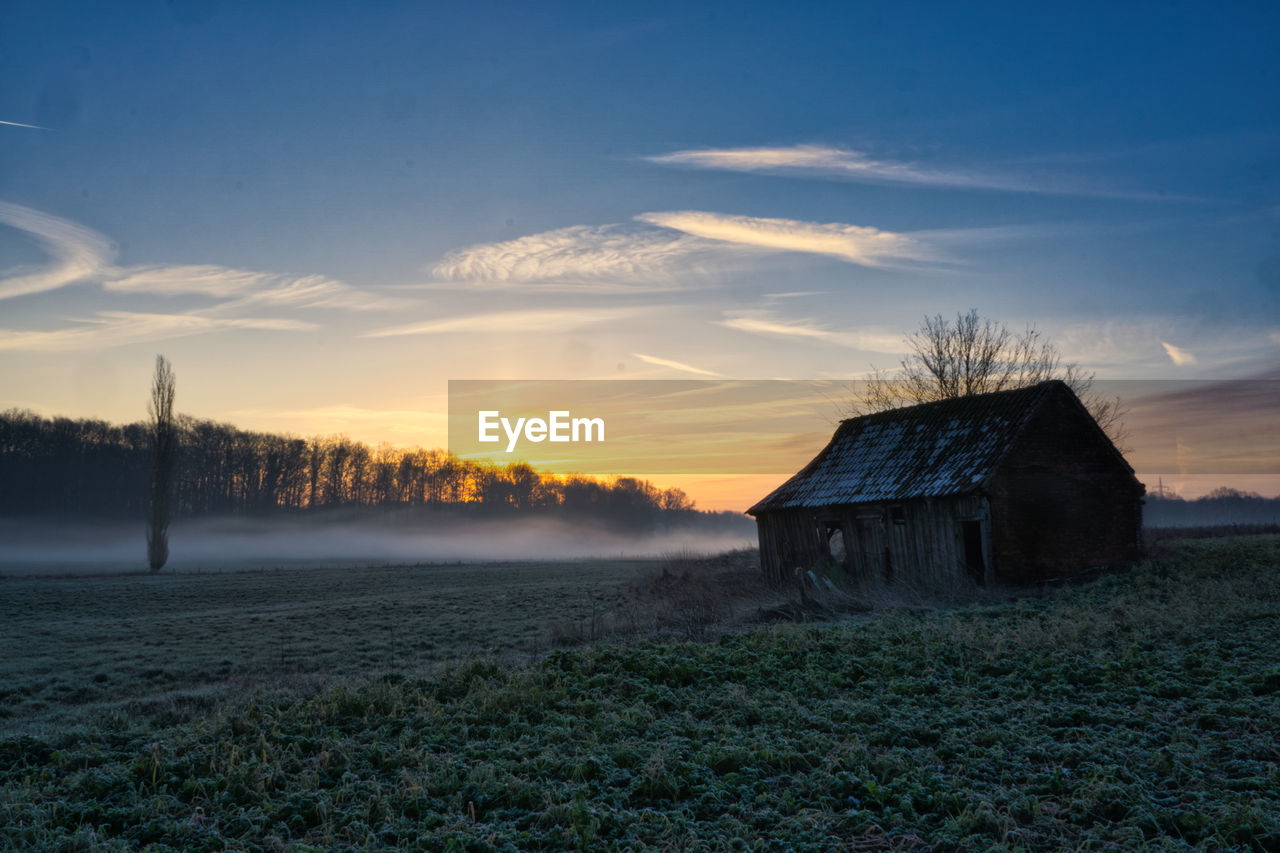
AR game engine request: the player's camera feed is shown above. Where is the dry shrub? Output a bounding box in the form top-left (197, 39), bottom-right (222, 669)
top-left (546, 590), bottom-right (618, 646)
top-left (782, 556), bottom-right (1003, 619)
top-left (546, 549), bottom-right (791, 645)
top-left (627, 549), bottom-right (760, 636)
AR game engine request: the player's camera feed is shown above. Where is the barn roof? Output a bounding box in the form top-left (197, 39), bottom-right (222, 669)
top-left (748, 380), bottom-right (1120, 514)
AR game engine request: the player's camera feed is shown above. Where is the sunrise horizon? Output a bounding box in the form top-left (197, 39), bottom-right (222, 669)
top-left (3, 3), bottom-right (1278, 512)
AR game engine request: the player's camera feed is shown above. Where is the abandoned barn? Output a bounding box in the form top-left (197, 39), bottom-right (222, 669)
top-left (748, 380), bottom-right (1144, 587)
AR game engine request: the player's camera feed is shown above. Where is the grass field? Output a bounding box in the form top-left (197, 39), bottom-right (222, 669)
top-left (2, 538), bottom-right (1279, 850)
top-left (0, 559), bottom-right (664, 735)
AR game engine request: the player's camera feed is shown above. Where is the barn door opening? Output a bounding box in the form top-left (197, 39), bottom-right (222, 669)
top-left (824, 522), bottom-right (847, 565)
top-left (961, 520), bottom-right (986, 585)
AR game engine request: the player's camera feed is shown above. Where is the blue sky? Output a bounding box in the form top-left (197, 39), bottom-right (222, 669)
top-left (1, 1), bottom-right (1278, 503)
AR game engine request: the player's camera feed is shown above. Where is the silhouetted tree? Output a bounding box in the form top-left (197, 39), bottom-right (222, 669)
top-left (146, 355), bottom-right (177, 571)
top-left (660, 487), bottom-right (694, 511)
top-left (853, 309), bottom-right (1127, 446)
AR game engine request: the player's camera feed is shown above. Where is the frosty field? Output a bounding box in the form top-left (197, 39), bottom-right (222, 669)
top-left (0, 559), bottom-right (645, 734)
top-left (2, 538), bottom-right (1279, 850)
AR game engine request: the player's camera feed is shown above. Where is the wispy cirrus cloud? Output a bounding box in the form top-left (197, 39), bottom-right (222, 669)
top-left (0, 202), bottom-right (408, 351)
top-left (637, 211), bottom-right (928, 267)
top-left (108, 265), bottom-right (406, 312)
top-left (0, 311), bottom-right (314, 352)
top-left (647, 144), bottom-right (1183, 200)
top-left (0, 203), bottom-right (403, 312)
top-left (365, 307), bottom-right (641, 338)
top-left (220, 274), bottom-right (407, 312)
top-left (762, 290), bottom-right (829, 301)
top-left (0, 201), bottom-right (115, 300)
top-left (1162, 341), bottom-right (1198, 366)
top-left (431, 211), bottom-right (930, 286)
top-left (431, 223), bottom-right (716, 286)
top-left (717, 311), bottom-right (905, 353)
top-left (106, 264), bottom-right (276, 298)
top-left (648, 144), bottom-right (1028, 190)
top-left (718, 313), bottom-right (837, 341)
top-left (1055, 319), bottom-right (1280, 374)
top-left (633, 352), bottom-right (721, 377)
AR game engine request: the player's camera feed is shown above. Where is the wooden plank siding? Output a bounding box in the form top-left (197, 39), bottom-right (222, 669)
top-left (758, 496), bottom-right (994, 589)
top-left (986, 389), bottom-right (1144, 582)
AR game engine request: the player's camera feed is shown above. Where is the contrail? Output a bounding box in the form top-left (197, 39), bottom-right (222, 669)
top-left (0, 119), bottom-right (47, 130)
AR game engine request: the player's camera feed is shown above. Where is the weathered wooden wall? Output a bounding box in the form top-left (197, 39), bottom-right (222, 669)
top-left (756, 496), bottom-right (993, 588)
top-left (987, 391), bottom-right (1144, 582)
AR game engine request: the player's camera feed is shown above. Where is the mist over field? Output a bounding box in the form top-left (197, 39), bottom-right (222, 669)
top-left (0, 512), bottom-right (756, 576)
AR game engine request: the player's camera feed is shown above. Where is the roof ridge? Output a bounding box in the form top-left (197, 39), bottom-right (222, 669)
top-left (838, 378), bottom-right (1064, 424)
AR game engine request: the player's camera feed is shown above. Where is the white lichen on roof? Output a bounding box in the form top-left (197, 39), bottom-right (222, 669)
top-left (749, 381), bottom-right (1065, 513)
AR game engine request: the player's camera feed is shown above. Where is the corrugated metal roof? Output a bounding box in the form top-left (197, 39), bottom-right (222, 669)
top-left (749, 380), bottom-right (1072, 514)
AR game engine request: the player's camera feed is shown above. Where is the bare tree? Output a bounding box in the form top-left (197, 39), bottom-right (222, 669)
top-left (853, 310), bottom-right (1127, 446)
top-left (147, 355), bottom-right (177, 571)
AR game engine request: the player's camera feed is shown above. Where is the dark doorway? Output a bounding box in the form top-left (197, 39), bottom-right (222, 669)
top-left (961, 521), bottom-right (986, 584)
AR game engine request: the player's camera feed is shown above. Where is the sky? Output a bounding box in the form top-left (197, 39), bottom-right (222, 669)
top-left (1, 1), bottom-right (1278, 509)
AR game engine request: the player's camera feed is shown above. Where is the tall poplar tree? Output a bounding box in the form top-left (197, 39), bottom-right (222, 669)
top-left (147, 355), bottom-right (176, 571)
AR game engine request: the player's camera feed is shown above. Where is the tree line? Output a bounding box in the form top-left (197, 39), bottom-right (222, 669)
top-left (0, 408), bottom-right (698, 524)
top-left (1145, 488), bottom-right (1280, 527)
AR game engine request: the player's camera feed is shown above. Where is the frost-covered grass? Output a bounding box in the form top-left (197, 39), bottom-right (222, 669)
top-left (0, 560), bottom-right (642, 734)
top-left (2, 538), bottom-right (1278, 851)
